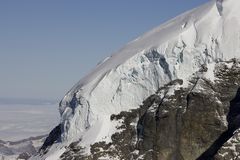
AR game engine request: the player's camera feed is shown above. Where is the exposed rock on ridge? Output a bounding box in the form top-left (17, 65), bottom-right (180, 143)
top-left (58, 60), bottom-right (240, 160)
top-left (39, 0), bottom-right (240, 159)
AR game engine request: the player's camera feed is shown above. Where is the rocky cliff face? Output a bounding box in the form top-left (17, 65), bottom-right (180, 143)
top-left (57, 60), bottom-right (240, 160)
top-left (38, 0), bottom-right (240, 159)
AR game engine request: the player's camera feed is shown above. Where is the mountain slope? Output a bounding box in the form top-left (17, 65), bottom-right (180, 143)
top-left (38, 0), bottom-right (240, 159)
top-left (59, 59), bottom-right (240, 160)
top-left (0, 135), bottom-right (46, 160)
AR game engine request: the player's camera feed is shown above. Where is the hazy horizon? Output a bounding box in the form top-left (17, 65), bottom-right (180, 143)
top-left (0, 97), bottom-right (58, 105)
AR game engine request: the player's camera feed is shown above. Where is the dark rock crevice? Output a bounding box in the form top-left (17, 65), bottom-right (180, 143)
top-left (186, 78), bottom-right (199, 109)
top-left (197, 129), bottom-right (234, 160)
top-left (155, 92), bottom-right (167, 122)
top-left (197, 87), bottom-right (240, 160)
top-left (152, 92), bottom-right (168, 159)
top-left (136, 95), bottom-right (160, 148)
top-left (85, 101), bottom-right (91, 129)
top-left (39, 124), bottom-right (61, 154)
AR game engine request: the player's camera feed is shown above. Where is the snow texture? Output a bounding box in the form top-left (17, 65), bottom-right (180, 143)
top-left (47, 0), bottom-right (240, 158)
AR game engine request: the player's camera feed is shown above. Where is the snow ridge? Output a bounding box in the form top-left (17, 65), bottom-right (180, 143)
top-left (46, 0), bottom-right (240, 158)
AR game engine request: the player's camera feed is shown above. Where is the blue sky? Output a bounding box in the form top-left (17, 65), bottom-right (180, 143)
top-left (0, 0), bottom-right (209, 100)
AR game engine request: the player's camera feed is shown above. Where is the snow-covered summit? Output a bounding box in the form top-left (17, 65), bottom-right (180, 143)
top-left (50, 0), bottom-right (240, 157)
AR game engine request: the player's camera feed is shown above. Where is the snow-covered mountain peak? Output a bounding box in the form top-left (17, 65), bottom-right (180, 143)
top-left (43, 0), bottom-right (240, 158)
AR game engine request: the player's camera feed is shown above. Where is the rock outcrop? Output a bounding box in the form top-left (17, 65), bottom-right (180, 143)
top-left (39, 0), bottom-right (240, 159)
top-left (57, 60), bottom-right (240, 160)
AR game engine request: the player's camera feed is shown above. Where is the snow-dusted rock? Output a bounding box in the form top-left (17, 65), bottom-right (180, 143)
top-left (40, 0), bottom-right (240, 159)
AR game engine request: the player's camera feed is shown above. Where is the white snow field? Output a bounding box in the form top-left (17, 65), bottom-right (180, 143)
top-left (40, 0), bottom-right (240, 159)
top-left (0, 103), bottom-right (59, 141)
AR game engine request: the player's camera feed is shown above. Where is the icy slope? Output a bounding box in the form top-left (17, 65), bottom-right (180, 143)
top-left (55, 0), bottom-right (240, 155)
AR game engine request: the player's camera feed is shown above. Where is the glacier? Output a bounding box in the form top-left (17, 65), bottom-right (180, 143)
top-left (43, 0), bottom-right (240, 158)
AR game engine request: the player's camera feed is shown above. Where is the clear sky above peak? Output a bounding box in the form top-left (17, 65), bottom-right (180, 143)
top-left (0, 0), bottom-right (209, 100)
